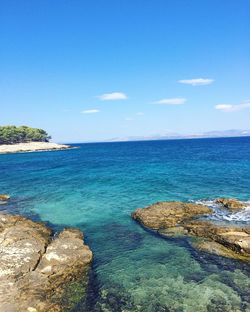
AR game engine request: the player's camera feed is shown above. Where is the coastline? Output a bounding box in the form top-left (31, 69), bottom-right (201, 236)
top-left (0, 142), bottom-right (73, 154)
top-left (1, 138), bottom-right (250, 311)
top-left (0, 212), bottom-right (92, 311)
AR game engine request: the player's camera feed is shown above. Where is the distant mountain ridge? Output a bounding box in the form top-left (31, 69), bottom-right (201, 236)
top-left (107, 129), bottom-right (250, 142)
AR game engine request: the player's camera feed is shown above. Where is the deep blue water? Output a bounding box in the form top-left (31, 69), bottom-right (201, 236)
top-left (0, 137), bottom-right (250, 311)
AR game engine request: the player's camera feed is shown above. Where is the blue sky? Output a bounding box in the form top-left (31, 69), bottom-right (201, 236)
top-left (1, 0), bottom-right (249, 142)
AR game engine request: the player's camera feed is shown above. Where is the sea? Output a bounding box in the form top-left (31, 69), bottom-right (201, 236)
top-left (0, 137), bottom-right (250, 311)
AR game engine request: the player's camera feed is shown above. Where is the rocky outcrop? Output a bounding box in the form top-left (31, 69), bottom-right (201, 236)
top-left (215, 197), bottom-right (247, 210)
top-left (180, 221), bottom-right (250, 261)
top-left (0, 213), bottom-right (93, 312)
top-left (0, 194), bottom-right (10, 202)
top-left (132, 201), bottom-right (250, 261)
top-left (131, 201), bottom-right (213, 229)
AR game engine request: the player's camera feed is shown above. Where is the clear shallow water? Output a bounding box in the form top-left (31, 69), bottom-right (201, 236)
top-left (0, 137), bottom-right (250, 311)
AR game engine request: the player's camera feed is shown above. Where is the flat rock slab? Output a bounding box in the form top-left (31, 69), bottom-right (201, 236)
top-left (132, 201), bottom-right (213, 229)
top-left (0, 142), bottom-right (72, 154)
top-left (0, 214), bottom-right (92, 312)
top-left (182, 220), bottom-right (250, 261)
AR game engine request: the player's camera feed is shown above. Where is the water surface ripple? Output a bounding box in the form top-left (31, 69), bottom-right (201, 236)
top-left (0, 137), bottom-right (250, 311)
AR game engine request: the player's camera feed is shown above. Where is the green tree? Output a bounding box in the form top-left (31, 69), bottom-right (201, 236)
top-left (0, 126), bottom-right (51, 144)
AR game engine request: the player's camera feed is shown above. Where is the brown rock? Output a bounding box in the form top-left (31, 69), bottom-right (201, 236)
top-left (0, 194), bottom-right (10, 201)
top-left (132, 201), bottom-right (213, 229)
top-left (215, 198), bottom-right (247, 210)
top-left (184, 221), bottom-right (250, 260)
top-left (0, 214), bottom-right (93, 312)
top-left (192, 239), bottom-right (250, 262)
top-left (132, 201), bottom-right (250, 261)
top-left (159, 226), bottom-right (188, 237)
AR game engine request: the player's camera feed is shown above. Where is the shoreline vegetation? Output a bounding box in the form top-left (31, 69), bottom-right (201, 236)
top-left (0, 125), bottom-right (51, 144)
top-left (0, 125), bottom-right (72, 154)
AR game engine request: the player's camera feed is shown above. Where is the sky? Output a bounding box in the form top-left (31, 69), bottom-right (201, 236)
top-left (0, 0), bottom-right (250, 142)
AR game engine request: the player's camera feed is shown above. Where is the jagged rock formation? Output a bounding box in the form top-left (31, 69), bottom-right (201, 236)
top-left (132, 201), bottom-right (250, 261)
top-left (215, 197), bottom-right (247, 210)
top-left (0, 213), bottom-right (93, 312)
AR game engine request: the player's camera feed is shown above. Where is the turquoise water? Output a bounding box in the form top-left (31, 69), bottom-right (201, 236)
top-left (0, 137), bottom-right (250, 311)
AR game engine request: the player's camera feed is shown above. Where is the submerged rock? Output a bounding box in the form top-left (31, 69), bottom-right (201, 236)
top-left (184, 221), bottom-right (250, 261)
top-left (215, 198), bottom-right (247, 210)
top-left (132, 201), bottom-right (250, 261)
top-left (0, 213), bottom-right (93, 312)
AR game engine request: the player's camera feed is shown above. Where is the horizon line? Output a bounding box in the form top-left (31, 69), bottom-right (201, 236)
top-left (60, 134), bottom-right (250, 145)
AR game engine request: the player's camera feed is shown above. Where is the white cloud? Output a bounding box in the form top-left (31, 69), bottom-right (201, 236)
top-left (81, 109), bottom-right (100, 114)
top-left (215, 101), bottom-right (250, 112)
top-left (178, 78), bottom-right (214, 86)
top-left (136, 112), bottom-right (144, 116)
top-left (97, 92), bottom-right (128, 101)
top-left (215, 104), bottom-right (233, 112)
top-left (153, 98), bottom-right (186, 105)
top-left (125, 117), bottom-right (133, 121)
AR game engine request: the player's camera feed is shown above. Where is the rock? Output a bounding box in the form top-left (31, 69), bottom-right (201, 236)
top-left (0, 142), bottom-right (73, 154)
top-left (159, 226), bottom-right (188, 237)
top-left (192, 239), bottom-right (250, 262)
top-left (0, 213), bottom-right (93, 312)
top-left (184, 221), bottom-right (250, 261)
top-left (215, 198), bottom-right (247, 210)
top-left (0, 194), bottom-right (10, 201)
top-left (131, 201), bottom-right (213, 229)
top-left (132, 201), bottom-right (250, 261)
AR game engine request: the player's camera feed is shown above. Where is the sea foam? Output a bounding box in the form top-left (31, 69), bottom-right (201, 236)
top-left (195, 199), bottom-right (250, 224)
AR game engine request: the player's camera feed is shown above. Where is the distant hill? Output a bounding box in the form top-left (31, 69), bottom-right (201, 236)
top-left (107, 129), bottom-right (250, 142)
top-left (0, 126), bottom-right (51, 144)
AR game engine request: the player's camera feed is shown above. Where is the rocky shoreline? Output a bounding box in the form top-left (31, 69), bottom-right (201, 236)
top-left (0, 212), bottom-right (93, 312)
top-left (1, 194), bottom-right (249, 310)
top-left (132, 198), bottom-right (250, 261)
top-left (0, 142), bottom-right (72, 154)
